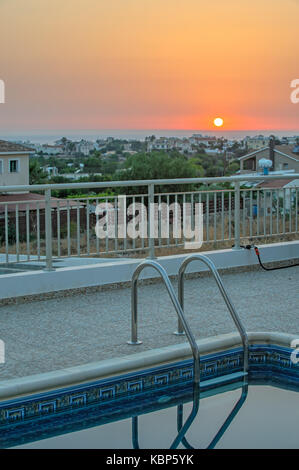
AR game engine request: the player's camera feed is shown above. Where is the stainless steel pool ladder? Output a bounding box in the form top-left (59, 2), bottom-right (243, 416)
top-left (127, 255), bottom-right (249, 384)
top-left (127, 260), bottom-right (201, 384)
top-left (176, 254), bottom-right (249, 374)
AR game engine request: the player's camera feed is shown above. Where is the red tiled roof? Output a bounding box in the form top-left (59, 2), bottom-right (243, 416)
top-left (0, 193), bottom-right (83, 212)
top-left (275, 145), bottom-right (299, 159)
top-left (255, 179), bottom-right (295, 189)
top-left (0, 140), bottom-right (34, 153)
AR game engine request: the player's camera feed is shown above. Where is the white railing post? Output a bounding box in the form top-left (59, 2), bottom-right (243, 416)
top-left (233, 181), bottom-right (241, 250)
top-left (44, 188), bottom-right (54, 271)
top-left (147, 183), bottom-right (156, 259)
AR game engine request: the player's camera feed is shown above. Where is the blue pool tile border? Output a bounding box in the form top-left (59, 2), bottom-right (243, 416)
top-left (0, 344), bottom-right (298, 427)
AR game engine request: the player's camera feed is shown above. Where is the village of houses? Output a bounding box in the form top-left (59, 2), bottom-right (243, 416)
top-left (1, 132), bottom-right (299, 181)
top-left (0, 133), bottom-right (298, 255)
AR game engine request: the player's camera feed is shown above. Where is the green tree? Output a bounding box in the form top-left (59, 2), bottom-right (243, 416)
top-left (117, 151), bottom-right (198, 193)
top-left (226, 160), bottom-right (240, 175)
top-left (84, 154), bottom-right (102, 173)
top-left (188, 157), bottom-right (205, 177)
top-left (29, 159), bottom-right (48, 185)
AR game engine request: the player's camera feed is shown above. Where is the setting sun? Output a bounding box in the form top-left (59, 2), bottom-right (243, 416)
top-left (214, 118), bottom-right (224, 127)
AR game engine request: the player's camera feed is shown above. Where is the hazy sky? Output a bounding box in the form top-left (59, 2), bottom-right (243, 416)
top-left (0, 0), bottom-right (298, 131)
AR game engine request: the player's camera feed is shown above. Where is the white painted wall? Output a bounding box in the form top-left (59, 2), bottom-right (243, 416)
top-left (0, 153), bottom-right (29, 188)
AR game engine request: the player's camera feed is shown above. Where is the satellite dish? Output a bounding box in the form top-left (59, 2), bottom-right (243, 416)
top-left (258, 158), bottom-right (273, 168)
top-left (258, 158), bottom-right (272, 175)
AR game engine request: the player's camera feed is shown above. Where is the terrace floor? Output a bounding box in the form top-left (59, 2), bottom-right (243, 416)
top-left (0, 263), bottom-right (298, 380)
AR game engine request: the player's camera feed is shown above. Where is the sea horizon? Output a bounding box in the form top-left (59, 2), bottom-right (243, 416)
top-left (1, 129), bottom-right (299, 144)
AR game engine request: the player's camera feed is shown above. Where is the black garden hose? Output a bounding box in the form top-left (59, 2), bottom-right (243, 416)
top-left (252, 245), bottom-right (299, 271)
top-left (235, 243), bottom-right (299, 271)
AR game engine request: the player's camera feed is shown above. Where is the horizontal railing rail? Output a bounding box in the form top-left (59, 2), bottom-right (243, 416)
top-left (1, 172), bottom-right (299, 193)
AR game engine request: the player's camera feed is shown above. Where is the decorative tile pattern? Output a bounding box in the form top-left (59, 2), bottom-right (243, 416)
top-left (0, 344), bottom-right (297, 429)
top-left (154, 373), bottom-right (170, 386)
top-left (5, 408), bottom-right (25, 422)
top-left (127, 380), bottom-right (143, 393)
top-left (99, 386), bottom-right (116, 400)
top-left (69, 394), bottom-right (87, 407)
top-left (39, 401), bottom-right (56, 414)
top-left (180, 368), bottom-right (193, 380)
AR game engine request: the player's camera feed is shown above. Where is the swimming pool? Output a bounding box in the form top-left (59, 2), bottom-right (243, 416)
top-left (0, 342), bottom-right (298, 449)
top-left (14, 384), bottom-right (299, 449)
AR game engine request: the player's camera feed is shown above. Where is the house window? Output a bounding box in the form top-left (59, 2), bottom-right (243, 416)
top-left (283, 163), bottom-right (288, 169)
top-left (244, 157), bottom-right (256, 171)
top-left (9, 159), bottom-right (19, 173)
top-left (0, 160), bottom-right (3, 174)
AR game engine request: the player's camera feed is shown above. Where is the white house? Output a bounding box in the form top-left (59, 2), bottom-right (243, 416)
top-left (147, 138), bottom-right (171, 151)
top-left (75, 140), bottom-right (95, 156)
top-left (238, 144), bottom-right (299, 174)
top-left (38, 144), bottom-right (63, 155)
top-left (255, 178), bottom-right (299, 212)
top-left (43, 166), bottom-right (59, 177)
top-left (0, 140), bottom-right (34, 192)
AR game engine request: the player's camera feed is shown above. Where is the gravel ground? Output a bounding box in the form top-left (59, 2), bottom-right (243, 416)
top-left (0, 265), bottom-right (298, 379)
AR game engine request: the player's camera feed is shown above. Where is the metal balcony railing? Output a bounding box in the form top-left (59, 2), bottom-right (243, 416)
top-left (0, 174), bottom-right (298, 269)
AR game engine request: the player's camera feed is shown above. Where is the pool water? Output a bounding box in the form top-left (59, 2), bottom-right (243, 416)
top-left (1, 344), bottom-right (298, 449)
top-left (12, 384), bottom-right (299, 449)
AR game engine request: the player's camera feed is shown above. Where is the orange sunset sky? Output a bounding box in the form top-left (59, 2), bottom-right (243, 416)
top-left (0, 0), bottom-right (298, 131)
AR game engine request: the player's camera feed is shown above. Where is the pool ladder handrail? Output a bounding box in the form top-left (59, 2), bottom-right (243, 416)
top-left (177, 254), bottom-right (249, 373)
top-left (127, 260), bottom-right (201, 384)
top-left (132, 382), bottom-right (200, 450)
top-left (176, 378), bottom-right (248, 450)
top-left (132, 378), bottom-right (248, 449)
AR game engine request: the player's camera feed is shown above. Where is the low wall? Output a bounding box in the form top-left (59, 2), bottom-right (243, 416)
top-left (0, 240), bottom-right (297, 302)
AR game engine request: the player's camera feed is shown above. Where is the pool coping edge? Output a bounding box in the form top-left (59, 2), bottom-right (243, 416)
top-left (0, 331), bottom-right (297, 401)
